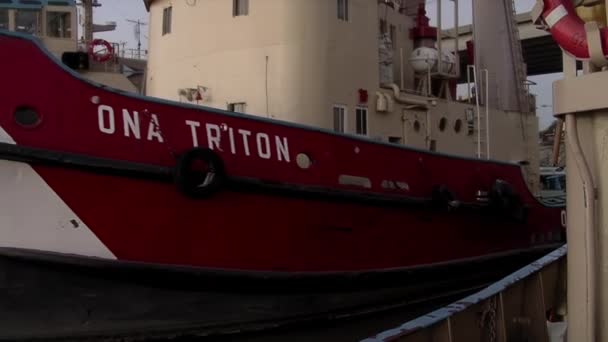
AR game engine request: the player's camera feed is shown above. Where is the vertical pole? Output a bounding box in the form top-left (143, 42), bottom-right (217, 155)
top-left (471, 65), bottom-right (481, 158)
top-left (127, 19), bottom-right (147, 59)
top-left (454, 0), bottom-right (460, 78)
top-left (427, 63), bottom-right (432, 96)
top-left (83, 0), bottom-right (93, 43)
top-left (137, 20), bottom-right (142, 59)
top-left (437, 0), bottom-right (443, 74)
top-left (484, 69), bottom-right (490, 159)
top-left (400, 48), bottom-right (405, 90)
top-left (8, 8), bottom-right (14, 31)
top-left (467, 65), bottom-right (471, 103)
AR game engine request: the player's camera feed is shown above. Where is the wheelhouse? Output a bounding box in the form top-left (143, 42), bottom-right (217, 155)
top-left (0, 0), bottom-right (77, 57)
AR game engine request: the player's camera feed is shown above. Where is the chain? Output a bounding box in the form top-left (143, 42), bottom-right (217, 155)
top-left (479, 296), bottom-right (498, 342)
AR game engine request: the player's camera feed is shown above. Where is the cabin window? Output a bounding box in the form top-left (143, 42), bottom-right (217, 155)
top-left (233, 0), bottom-right (249, 16)
top-left (438, 117), bottom-right (447, 132)
top-left (390, 24), bottom-right (397, 47)
top-left (337, 0), bottom-right (349, 21)
top-left (333, 105), bottom-right (347, 133)
top-left (355, 106), bottom-right (368, 135)
top-left (540, 174), bottom-right (566, 191)
top-left (228, 102), bottom-right (246, 113)
top-left (15, 10), bottom-right (41, 35)
top-left (454, 119), bottom-right (463, 133)
top-left (162, 7), bottom-right (172, 35)
top-left (47, 12), bottom-right (71, 38)
top-left (0, 9), bottom-right (8, 30)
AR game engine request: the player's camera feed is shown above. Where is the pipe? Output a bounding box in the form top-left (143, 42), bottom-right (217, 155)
top-left (539, 0), bottom-right (608, 59)
top-left (483, 69), bottom-right (490, 159)
top-left (265, 55), bottom-right (270, 117)
top-left (437, 0), bottom-right (443, 74)
top-left (400, 48), bottom-right (404, 90)
top-left (388, 84), bottom-right (436, 108)
top-left (470, 66), bottom-right (482, 158)
top-left (426, 109), bottom-right (431, 150)
top-left (467, 64), bottom-right (472, 104)
top-left (565, 114), bottom-right (597, 341)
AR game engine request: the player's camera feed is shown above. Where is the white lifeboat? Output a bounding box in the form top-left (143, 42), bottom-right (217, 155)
top-left (539, 0), bottom-right (608, 59)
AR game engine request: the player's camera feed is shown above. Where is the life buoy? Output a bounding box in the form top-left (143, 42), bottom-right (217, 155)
top-left (540, 0), bottom-right (608, 59)
top-left (88, 39), bottom-right (114, 63)
top-left (174, 148), bottom-right (225, 198)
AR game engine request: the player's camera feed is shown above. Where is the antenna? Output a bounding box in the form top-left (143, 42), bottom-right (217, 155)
top-left (126, 19), bottom-right (148, 59)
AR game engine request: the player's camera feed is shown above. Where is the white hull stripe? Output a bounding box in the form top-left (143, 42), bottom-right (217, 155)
top-left (545, 5), bottom-right (568, 29)
top-left (0, 125), bottom-right (116, 259)
top-left (0, 126), bottom-right (15, 144)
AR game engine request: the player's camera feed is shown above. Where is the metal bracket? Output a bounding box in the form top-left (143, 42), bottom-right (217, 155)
top-left (585, 21), bottom-right (608, 67)
top-left (531, 0), bottom-right (548, 29)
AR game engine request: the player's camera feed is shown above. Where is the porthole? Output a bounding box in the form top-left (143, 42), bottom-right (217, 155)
top-left (296, 153), bottom-right (312, 169)
top-left (454, 119), bottom-right (463, 133)
top-left (14, 107), bottom-right (42, 128)
top-left (413, 120), bottom-right (421, 132)
top-left (438, 117), bottom-right (447, 132)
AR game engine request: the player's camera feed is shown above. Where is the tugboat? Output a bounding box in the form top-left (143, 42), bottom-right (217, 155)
top-left (0, 0), bottom-right (565, 339)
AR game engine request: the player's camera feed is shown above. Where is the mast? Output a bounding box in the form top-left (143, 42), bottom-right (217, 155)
top-left (81, 0), bottom-right (101, 43)
top-left (471, 0), bottom-right (528, 113)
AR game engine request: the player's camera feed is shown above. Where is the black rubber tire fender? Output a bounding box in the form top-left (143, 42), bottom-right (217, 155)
top-left (431, 184), bottom-right (455, 210)
top-left (490, 179), bottom-right (527, 222)
top-left (174, 148), bottom-right (225, 198)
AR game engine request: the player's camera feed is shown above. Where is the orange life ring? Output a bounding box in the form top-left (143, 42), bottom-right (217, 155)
top-left (541, 0), bottom-right (608, 59)
top-left (88, 39), bottom-right (114, 63)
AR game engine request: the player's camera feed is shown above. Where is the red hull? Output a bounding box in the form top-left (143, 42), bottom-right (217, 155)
top-left (0, 31), bottom-right (564, 273)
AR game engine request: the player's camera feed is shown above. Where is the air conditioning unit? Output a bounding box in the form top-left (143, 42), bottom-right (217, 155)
top-left (178, 86), bottom-right (211, 103)
top-left (197, 86), bottom-right (211, 102)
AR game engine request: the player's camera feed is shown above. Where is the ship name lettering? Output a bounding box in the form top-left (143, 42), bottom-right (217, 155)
top-left (95, 105), bottom-right (289, 162)
top-left (97, 105), bottom-right (164, 143)
top-left (186, 120), bottom-right (290, 163)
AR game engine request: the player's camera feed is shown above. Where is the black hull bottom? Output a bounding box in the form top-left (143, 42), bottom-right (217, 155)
top-left (0, 246), bottom-right (559, 341)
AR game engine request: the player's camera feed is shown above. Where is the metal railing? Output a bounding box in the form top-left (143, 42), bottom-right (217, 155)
top-left (363, 245), bottom-right (567, 342)
top-left (121, 47), bottom-right (148, 60)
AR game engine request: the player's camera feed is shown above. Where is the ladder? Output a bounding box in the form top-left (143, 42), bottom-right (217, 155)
top-left (468, 65), bottom-right (490, 159)
top-left (505, 0), bottom-right (530, 114)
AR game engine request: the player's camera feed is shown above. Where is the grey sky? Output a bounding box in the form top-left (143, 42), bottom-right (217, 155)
top-left (92, 0), bottom-right (557, 129)
top-left (93, 0), bottom-right (148, 51)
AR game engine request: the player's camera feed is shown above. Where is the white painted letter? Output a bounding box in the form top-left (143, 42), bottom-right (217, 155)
top-left (147, 114), bottom-right (164, 143)
top-left (122, 109), bottom-right (141, 139)
top-left (228, 127), bottom-right (236, 154)
top-left (186, 120), bottom-right (200, 147)
top-left (98, 105), bottom-right (115, 135)
top-left (256, 133), bottom-right (271, 159)
top-left (206, 123), bottom-right (222, 150)
top-left (238, 129), bottom-right (252, 156)
top-left (275, 136), bottom-right (290, 162)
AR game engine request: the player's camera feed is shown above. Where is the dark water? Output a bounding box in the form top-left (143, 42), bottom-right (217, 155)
top-left (142, 289), bottom-right (479, 342)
